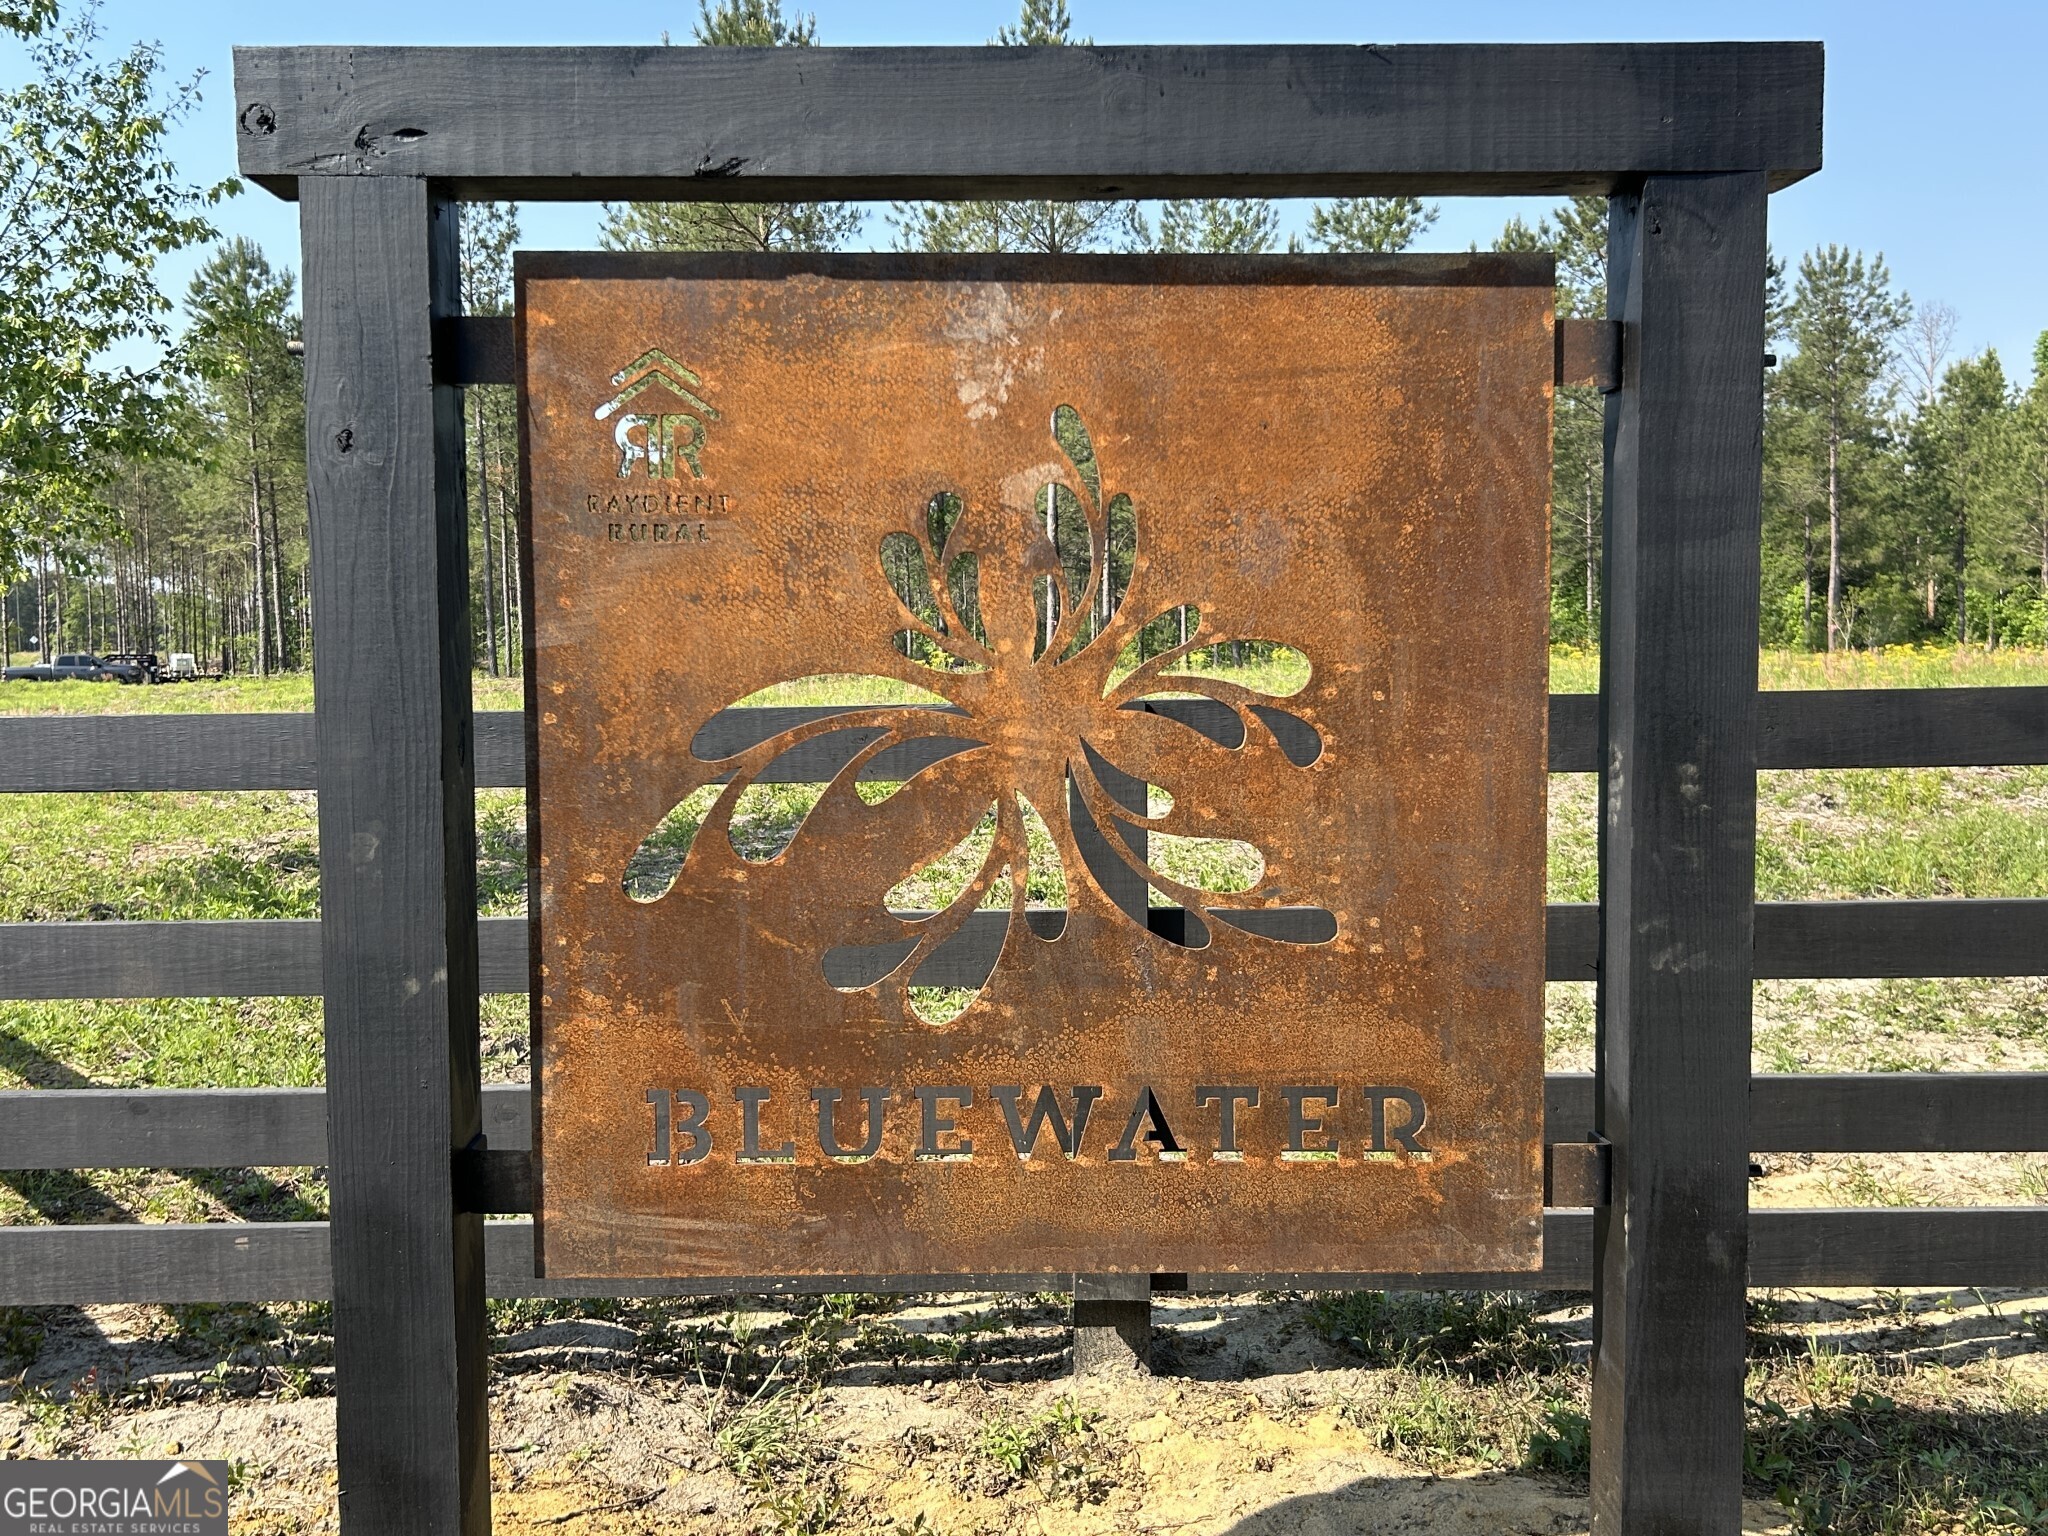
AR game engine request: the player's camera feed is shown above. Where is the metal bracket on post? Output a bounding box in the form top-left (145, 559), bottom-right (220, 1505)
top-left (1557, 317), bottom-right (1624, 392)
top-left (1545, 1135), bottom-right (1613, 1208)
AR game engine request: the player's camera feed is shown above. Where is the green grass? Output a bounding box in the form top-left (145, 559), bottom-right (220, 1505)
top-left (1746, 1352), bottom-right (2048, 1535)
top-left (0, 791), bottom-right (320, 923)
top-left (1551, 643), bottom-right (2048, 694)
top-left (1310, 1290), bottom-right (1563, 1379)
top-left (1546, 767), bottom-right (2048, 904)
top-left (736, 673), bottom-right (950, 707)
top-left (0, 672), bottom-right (525, 715)
top-left (1755, 766), bottom-right (2048, 900)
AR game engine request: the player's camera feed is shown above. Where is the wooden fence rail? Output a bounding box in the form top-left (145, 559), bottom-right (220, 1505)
top-left (4, 688), bottom-right (2044, 793)
top-left (5, 898), bottom-right (2043, 1000)
top-left (7, 1074), bottom-right (2045, 1172)
top-left (5, 1209), bottom-right (2045, 1308)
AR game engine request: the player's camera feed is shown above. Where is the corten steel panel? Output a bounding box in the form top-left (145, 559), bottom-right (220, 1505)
top-left (518, 252), bottom-right (1553, 1278)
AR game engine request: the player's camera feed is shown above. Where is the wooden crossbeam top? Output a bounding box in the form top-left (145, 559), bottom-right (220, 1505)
top-left (232, 42), bottom-right (1824, 200)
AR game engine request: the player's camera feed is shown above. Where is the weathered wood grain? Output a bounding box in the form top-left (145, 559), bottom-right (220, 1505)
top-left (231, 44), bottom-right (1823, 201)
top-left (1753, 899), bottom-right (2048, 979)
top-left (3, 900), bottom-right (2039, 1001)
top-left (1591, 173), bottom-right (1769, 1535)
top-left (301, 176), bottom-right (489, 1536)
top-left (0, 1088), bottom-right (329, 1169)
top-left (0, 920), bottom-right (326, 998)
top-left (1748, 1208), bottom-right (2048, 1287)
top-left (1746, 1073), bottom-right (2048, 1153)
top-left (3, 686), bottom-right (2032, 794)
top-left (10, 1206), bottom-right (2043, 1306)
top-left (0, 714), bottom-right (319, 791)
top-left (1755, 686), bottom-right (2048, 769)
top-left (0, 1223), bottom-right (335, 1305)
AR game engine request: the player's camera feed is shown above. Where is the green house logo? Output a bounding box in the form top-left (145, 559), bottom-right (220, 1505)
top-left (595, 349), bottom-right (718, 479)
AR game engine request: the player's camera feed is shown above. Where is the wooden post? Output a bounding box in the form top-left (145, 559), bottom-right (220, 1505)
top-left (301, 176), bottom-right (490, 1536)
top-left (1072, 1273), bottom-right (1151, 1374)
top-left (1591, 172), bottom-right (1767, 1534)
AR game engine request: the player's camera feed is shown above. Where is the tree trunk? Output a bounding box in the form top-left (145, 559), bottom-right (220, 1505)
top-left (497, 481), bottom-right (517, 675)
top-left (1801, 505), bottom-right (1813, 650)
top-left (249, 488), bottom-right (269, 675)
top-left (262, 469), bottom-right (288, 669)
top-left (474, 388), bottom-right (499, 676)
top-left (1956, 504), bottom-right (1969, 645)
top-left (138, 484), bottom-right (153, 653)
top-left (244, 372), bottom-right (270, 676)
top-left (1583, 464), bottom-right (1597, 639)
top-left (1825, 421), bottom-right (1842, 652)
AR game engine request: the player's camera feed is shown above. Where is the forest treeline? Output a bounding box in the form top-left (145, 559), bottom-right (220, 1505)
top-left (4, 0), bottom-right (2045, 672)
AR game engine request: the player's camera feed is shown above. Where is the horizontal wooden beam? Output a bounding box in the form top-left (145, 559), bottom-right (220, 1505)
top-left (0, 1221), bottom-right (335, 1304)
top-left (0, 1087), bottom-right (330, 1168)
top-left (1751, 899), bottom-right (2048, 979)
top-left (1752, 686), bottom-right (2048, 770)
top-left (1747, 1207), bottom-right (2048, 1288)
top-left (9, 1205), bottom-right (2043, 1306)
top-left (1743, 1073), bottom-right (2048, 1153)
top-left (231, 43), bottom-right (1823, 202)
top-left (0, 713), bottom-right (322, 792)
top-left (2, 687), bottom-right (2040, 795)
top-left (5, 1073), bottom-right (2039, 1177)
top-left (3, 898), bottom-right (2041, 1000)
top-left (1547, 1071), bottom-right (2048, 1153)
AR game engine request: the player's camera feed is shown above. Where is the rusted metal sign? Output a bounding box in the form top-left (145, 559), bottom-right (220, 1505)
top-left (518, 252), bottom-right (1554, 1279)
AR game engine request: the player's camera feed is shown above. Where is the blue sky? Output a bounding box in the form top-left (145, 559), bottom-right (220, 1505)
top-left (50, 0), bottom-right (2048, 386)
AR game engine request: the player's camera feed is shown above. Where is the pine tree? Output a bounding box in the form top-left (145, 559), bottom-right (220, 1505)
top-left (461, 204), bottom-right (521, 675)
top-left (1910, 352), bottom-right (2016, 644)
top-left (1494, 197), bottom-right (1608, 643)
top-left (1128, 199), bottom-right (1278, 255)
top-left (889, 0), bottom-right (1135, 256)
top-left (182, 239), bottom-right (303, 675)
top-left (1774, 247), bottom-right (1910, 650)
top-left (600, 1), bottom-right (861, 255)
top-left (2015, 333), bottom-right (2048, 638)
top-left (1302, 197), bottom-right (1439, 254)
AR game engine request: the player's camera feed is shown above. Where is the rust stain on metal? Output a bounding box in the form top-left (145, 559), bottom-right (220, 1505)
top-left (517, 252), bottom-right (1555, 1279)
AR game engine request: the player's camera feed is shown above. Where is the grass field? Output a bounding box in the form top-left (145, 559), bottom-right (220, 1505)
top-left (2, 646), bottom-right (2044, 1534)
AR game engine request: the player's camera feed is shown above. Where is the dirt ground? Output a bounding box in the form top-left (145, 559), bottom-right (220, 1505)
top-left (7, 1280), bottom-right (2044, 1536)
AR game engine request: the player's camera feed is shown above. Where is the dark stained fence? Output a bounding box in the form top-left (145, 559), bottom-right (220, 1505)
top-left (4, 36), bottom-right (2042, 1536)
